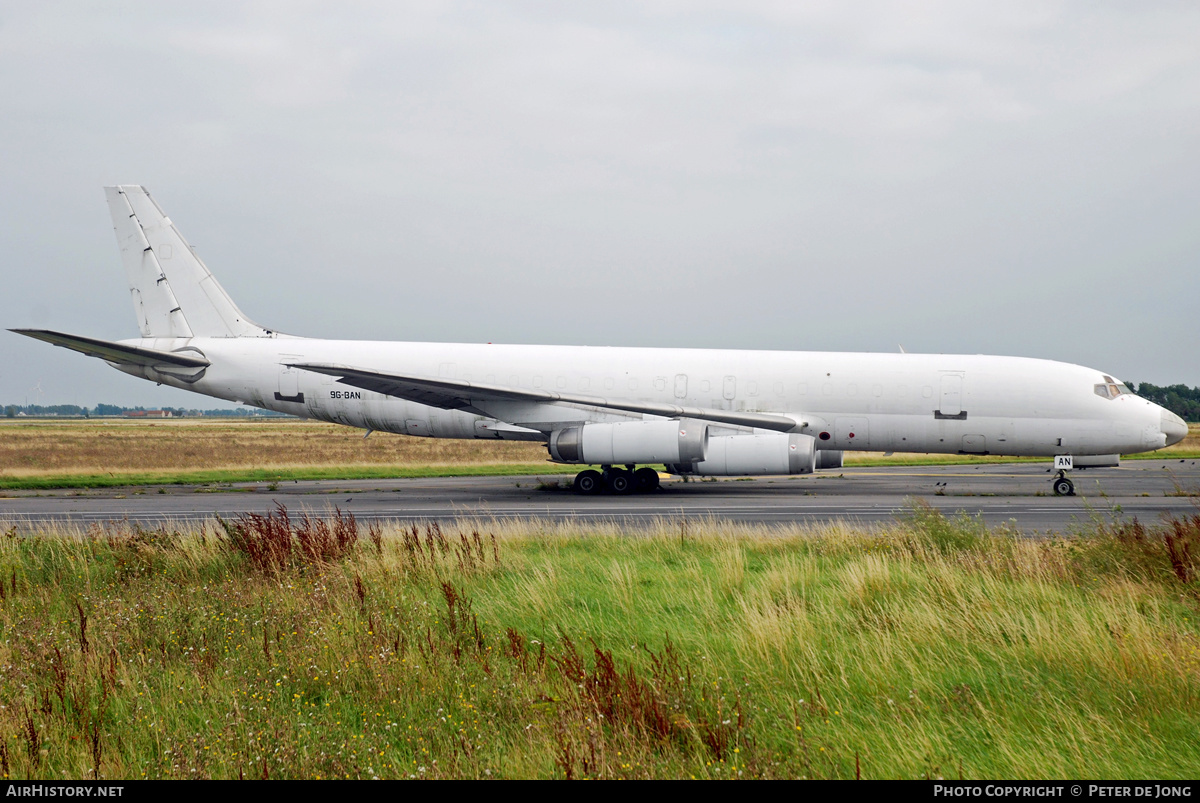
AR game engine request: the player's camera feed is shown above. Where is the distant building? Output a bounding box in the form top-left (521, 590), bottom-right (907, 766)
top-left (122, 410), bottom-right (174, 418)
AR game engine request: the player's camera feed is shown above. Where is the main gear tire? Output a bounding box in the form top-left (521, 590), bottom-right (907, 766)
top-left (574, 469), bottom-right (603, 495)
top-left (634, 467), bottom-right (661, 492)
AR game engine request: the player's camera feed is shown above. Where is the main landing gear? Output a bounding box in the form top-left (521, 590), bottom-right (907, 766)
top-left (573, 465), bottom-right (662, 495)
top-left (1052, 470), bottom-right (1075, 497)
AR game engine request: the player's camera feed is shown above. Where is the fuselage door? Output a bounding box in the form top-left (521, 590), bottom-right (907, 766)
top-left (674, 374), bottom-right (688, 399)
top-left (939, 374), bottom-right (963, 417)
top-left (961, 434), bottom-right (987, 454)
top-left (276, 365), bottom-right (304, 404)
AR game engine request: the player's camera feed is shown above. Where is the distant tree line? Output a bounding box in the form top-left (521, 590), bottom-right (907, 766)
top-left (1130, 383), bottom-right (1200, 423)
top-left (3, 403), bottom-right (289, 418)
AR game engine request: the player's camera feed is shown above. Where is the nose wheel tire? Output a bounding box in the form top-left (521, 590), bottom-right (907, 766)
top-left (1053, 475), bottom-right (1075, 497)
top-left (573, 469), bottom-right (603, 494)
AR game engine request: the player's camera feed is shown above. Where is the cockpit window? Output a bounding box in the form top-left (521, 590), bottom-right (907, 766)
top-left (1095, 377), bottom-right (1132, 399)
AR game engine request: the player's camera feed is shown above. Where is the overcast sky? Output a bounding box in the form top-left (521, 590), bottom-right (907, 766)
top-left (2, 1), bottom-right (1198, 408)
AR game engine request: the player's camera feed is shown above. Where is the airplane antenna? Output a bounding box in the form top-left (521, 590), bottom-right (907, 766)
top-left (898, 344), bottom-right (906, 354)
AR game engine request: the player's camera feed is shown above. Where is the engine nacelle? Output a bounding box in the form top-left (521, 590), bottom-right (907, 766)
top-left (669, 432), bottom-right (816, 476)
top-left (548, 419), bottom-right (708, 465)
top-left (815, 450), bottom-right (843, 470)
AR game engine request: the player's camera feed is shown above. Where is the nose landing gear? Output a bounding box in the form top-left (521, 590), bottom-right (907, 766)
top-left (1051, 454), bottom-right (1075, 496)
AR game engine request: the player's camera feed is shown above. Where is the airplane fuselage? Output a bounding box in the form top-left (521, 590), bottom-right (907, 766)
top-left (115, 335), bottom-right (1177, 458)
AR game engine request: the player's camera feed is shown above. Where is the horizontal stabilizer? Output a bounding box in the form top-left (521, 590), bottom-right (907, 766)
top-left (290, 362), bottom-right (801, 433)
top-left (10, 329), bottom-right (210, 369)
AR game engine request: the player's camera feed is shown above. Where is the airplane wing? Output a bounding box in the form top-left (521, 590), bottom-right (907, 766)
top-left (10, 329), bottom-right (210, 368)
top-left (290, 362), bottom-right (802, 433)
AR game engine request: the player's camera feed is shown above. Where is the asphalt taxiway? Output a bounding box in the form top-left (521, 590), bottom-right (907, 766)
top-left (3, 459), bottom-right (1199, 533)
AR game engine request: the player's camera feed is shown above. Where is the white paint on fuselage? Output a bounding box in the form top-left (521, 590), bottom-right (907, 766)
top-left (117, 336), bottom-right (1176, 458)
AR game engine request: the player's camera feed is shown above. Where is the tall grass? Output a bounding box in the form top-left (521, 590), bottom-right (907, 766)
top-left (0, 505), bottom-right (1198, 779)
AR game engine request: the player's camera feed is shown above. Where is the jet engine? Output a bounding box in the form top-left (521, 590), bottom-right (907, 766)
top-left (667, 432), bottom-right (817, 476)
top-left (548, 419), bottom-right (708, 465)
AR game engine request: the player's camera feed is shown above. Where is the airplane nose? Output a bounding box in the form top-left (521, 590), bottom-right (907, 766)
top-left (1161, 409), bottom-right (1188, 447)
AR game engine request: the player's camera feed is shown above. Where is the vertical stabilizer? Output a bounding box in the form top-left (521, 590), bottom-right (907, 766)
top-left (105, 186), bottom-right (269, 338)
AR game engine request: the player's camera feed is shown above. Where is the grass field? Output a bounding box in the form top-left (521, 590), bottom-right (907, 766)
top-left (0, 419), bottom-right (569, 489)
top-left (0, 506), bottom-right (1197, 779)
top-left (1, 419), bottom-right (1197, 490)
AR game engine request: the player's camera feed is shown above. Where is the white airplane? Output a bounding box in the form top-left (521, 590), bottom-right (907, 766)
top-left (11, 186), bottom-right (1188, 497)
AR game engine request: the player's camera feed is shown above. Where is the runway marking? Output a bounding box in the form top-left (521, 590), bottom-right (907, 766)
top-left (842, 472), bottom-right (1036, 478)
